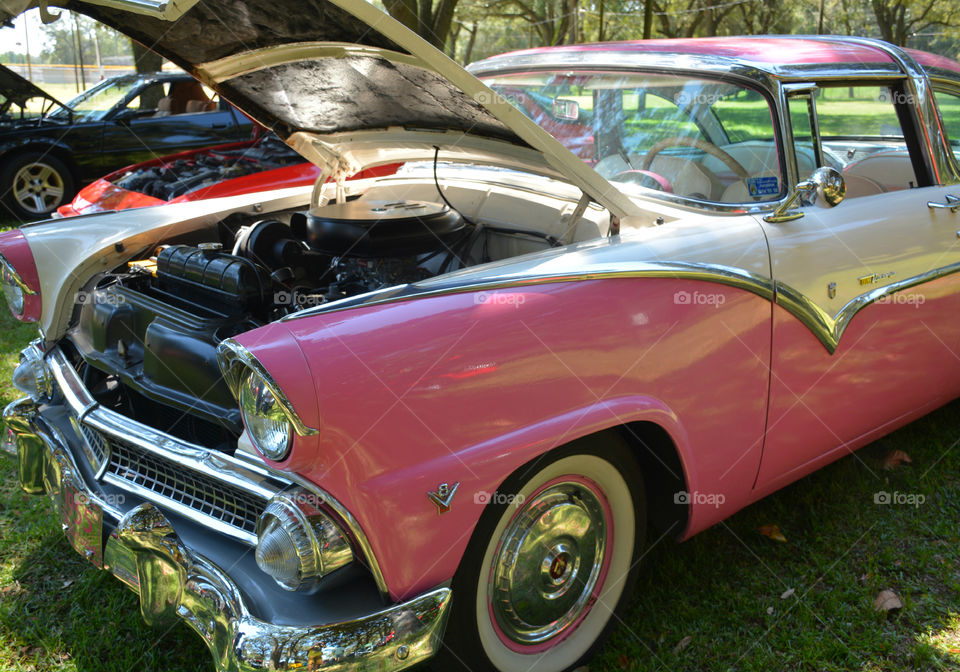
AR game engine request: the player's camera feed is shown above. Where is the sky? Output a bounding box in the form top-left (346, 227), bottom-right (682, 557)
top-left (3, 8), bottom-right (61, 57)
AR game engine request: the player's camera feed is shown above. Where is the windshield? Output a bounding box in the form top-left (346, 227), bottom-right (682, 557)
top-left (48, 76), bottom-right (141, 122)
top-left (482, 71), bottom-right (784, 204)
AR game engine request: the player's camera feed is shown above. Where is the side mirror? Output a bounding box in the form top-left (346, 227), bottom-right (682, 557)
top-left (552, 98), bottom-right (580, 121)
top-left (764, 167), bottom-right (846, 223)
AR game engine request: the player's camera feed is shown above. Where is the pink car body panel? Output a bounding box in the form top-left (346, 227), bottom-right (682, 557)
top-left (237, 277), bottom-right (772, 599)
top-left (0, 229), bottom-right (42, 322)
top-left (756, 274), bottom-right (960, 494)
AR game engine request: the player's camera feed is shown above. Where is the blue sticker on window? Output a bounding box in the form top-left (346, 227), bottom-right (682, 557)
top-left (747, 176), bottom-right (780, 197)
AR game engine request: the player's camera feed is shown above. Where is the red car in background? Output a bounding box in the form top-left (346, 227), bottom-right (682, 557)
top-left (57, 132), bottom-right (397, 217)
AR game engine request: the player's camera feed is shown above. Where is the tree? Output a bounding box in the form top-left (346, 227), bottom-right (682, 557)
top-left (869, 0), bottom-right (957, 46)
top-left (130, 40), bottom-right (161, 73)
top-left (487, 0), bottom-right (581, 46)
top-left (383, 0), bottom-right (460, 50)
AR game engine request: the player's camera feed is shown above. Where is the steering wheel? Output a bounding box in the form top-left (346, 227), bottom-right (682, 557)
top-left (641, 137), bottom-right (750, 183)
top-left (610, 169), bottom-right (673, 193)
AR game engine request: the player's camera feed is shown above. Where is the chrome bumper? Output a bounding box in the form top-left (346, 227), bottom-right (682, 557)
top-left (3, 396), bottom-right (452, 671)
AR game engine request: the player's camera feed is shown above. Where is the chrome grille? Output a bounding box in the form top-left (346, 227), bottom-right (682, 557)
top-left (104, 433), bottom-right (266, 535)
top-left (79, 423), bottom-right (106, 463)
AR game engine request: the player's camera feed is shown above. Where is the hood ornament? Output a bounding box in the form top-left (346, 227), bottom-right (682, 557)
top-left (427, 482), bottom-right (460, 514)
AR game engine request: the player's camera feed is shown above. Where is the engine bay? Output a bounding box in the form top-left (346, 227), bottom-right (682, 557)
top-left (111, 135), bottom-right (304, 201)
top-left (66, 170), bottom-right (611, 448)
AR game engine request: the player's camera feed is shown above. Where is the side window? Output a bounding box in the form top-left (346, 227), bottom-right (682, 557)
top-left (789, 85), bottom-right (918, 199)
top-left (932, 87), bottom-right (960, 163)
top-left (125, 82), bottom-right (168, 116)
top-left (787, 93), bottom-right (819, 181)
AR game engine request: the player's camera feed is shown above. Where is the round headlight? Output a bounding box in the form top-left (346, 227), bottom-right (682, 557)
top-left (239, 369), bottom-right (292, 460)
top-left (255, 489), bottom-right (354, 592)
top-left (2, 267), bottom-right (24, 316)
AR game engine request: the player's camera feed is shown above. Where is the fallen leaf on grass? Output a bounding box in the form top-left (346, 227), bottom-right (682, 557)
top-left (780, 587), bottom-right (795, 599)
top-left (882, 449), bottom-right (912, 470)
top-left (766, 606), bottom-right (774, 615)
top-left (61, 579), bottom-right (73, 588)
top-left (758, 524), bottom-right (788, 543)
top-left (618, 651), bottom-right (630, 668)
top-left (0, 580), bottom-right (21, 596)
top-left (672, 635), bottom-right (693, 654)
top-left (873, 589), bottom-right (903, 612)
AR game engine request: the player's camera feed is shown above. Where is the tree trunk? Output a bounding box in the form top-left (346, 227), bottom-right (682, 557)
top-left (131, 39), bottom-right (162, 73)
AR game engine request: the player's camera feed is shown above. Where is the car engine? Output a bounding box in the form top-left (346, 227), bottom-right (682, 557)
top-left (111, 136), bottom-right (304, 201)
top-left (67, 197), bottom-right (478, 447)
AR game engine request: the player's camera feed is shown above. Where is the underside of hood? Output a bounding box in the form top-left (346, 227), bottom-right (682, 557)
top-left (0, 62), bottom-right (66, 108)
top-left (0, 0), bottom-right (642, 217)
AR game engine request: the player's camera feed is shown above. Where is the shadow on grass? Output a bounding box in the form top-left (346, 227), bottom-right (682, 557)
top-left (0, 454), bottom-right (210, 672)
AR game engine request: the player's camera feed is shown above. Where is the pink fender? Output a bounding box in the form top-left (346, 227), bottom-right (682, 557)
top-left (238, 277), bottom-right (772, 600)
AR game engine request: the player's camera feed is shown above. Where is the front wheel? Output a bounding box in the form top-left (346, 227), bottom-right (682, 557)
top-left (1, 152), bottom-right (75, 220)
top-left (441, 436), bottom-right (646, 672)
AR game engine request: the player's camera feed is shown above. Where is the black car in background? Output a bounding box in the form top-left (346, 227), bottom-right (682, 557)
top-left (0, 65), bottom-right (253, 219)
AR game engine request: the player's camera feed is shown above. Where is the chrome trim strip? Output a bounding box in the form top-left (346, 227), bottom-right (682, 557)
top-left (0, 251), bottom-right (37, 295)
top-left (774, 261), bottom-right (960, 354)
top-left (47, 347), bottom-right (96, 415)
top-left (284, 261), bottom-right (777, 321)
top-left (216, 339), bottom-right (319, 437)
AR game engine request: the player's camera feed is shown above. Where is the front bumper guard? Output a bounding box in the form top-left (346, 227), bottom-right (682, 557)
top-left (3, 396), bottom-right (452, 671)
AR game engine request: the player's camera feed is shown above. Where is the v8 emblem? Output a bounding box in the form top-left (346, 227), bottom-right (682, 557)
top-left (427, 482), bottom-right (460, 514)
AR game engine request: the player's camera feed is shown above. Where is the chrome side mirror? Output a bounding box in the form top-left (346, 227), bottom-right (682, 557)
top-left (764, 167), bottom-right (846, 223)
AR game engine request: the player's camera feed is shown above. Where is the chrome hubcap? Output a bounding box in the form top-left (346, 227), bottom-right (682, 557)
top-left (489, 481), bottom-right (608, 646)
top-left (12, 162), bottom-right (65, 214)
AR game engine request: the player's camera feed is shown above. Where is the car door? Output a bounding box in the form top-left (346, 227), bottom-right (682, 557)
top-left (755, 81), bottom-right (960, 492)
top-left (99, 81), bottom-right (243, 170)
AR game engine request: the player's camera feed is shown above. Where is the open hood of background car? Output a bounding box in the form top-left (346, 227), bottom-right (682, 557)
top-left (0, 62), bottom-right (68, 111)
top-left (0, 0), bottom-right (643, 218)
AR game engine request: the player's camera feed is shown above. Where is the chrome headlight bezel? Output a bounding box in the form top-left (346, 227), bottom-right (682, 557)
top-left (0, 251), bottom-right (35, 319)
top-left (1, 265), bottom-right (24, 317)
top-left (239, 368), bottom-right (292, 460)
top-left (216, 338), bottom-right (318, 462)
top-left (254, 488), bottom-right (354, 592)
top-left (12, 342), bottom-right (53, 402)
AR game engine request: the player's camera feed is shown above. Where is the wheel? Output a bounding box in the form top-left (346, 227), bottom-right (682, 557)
top-left (1, 152), bottom-right (75, 220)
top-left (440, 435), bottom-right (646, 672)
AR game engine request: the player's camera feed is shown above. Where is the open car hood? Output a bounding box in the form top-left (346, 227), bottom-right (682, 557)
top-left (0, 0), bottom-right (641, 217)
top-left (0, 62), bottom-right (68, 110)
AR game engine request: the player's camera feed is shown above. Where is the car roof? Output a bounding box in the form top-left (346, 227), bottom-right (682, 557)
top-left (469, 35), bottom-right (957, 82)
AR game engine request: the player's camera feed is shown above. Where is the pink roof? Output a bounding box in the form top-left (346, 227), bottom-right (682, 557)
top-left (909, 48), bottom-right (960, 75)
top-left (500, 37), bottom-right (898, 68)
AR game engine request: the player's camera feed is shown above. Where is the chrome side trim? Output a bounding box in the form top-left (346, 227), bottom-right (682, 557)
top-left (774, 261), bottom-right (960, 354)
top-left (216, 339), bottom-right (319, 437)
top-left (284, 261), bottom-right (777, 321)
top-left (0, 251), bottom-right (37, 295)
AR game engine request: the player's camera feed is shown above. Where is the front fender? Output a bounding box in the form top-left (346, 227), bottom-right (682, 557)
top-left (247, 275), bottom-right (772, 600)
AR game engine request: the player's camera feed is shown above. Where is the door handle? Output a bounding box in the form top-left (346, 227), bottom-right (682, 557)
top-left (927, 194), bottom-right (960, 212)
top-left (211, 123), bottom-right (228, 129)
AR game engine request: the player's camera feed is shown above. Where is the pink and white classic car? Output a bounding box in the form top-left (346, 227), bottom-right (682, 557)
top-left (2, 0), bottom-right (960, 670)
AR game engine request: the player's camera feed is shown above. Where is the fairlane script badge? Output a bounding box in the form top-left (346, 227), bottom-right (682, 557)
top-left (858, 271), bottom-right (896, 286)
top-left (428, 482), bottom-right (460, 514)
